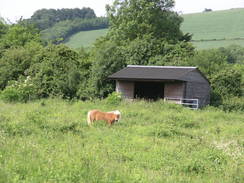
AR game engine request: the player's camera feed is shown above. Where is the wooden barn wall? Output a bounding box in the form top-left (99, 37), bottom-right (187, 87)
top-left (182, 70), bottom-right (210, 107)
top-left (185, 82), bottom-right (210, 108)
top-left (182, 70), bottom-right (209, 83)
top-left (164, 82), bottom-right (185, 99)
top-left (116, 80), bottom-right (134, 99)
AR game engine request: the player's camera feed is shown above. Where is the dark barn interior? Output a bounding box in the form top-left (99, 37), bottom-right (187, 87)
top-left (134, 81), bottom-right (164, 100)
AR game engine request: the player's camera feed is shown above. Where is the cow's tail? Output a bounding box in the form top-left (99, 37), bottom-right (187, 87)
top-left (87, 111), bottom-right (92, 126)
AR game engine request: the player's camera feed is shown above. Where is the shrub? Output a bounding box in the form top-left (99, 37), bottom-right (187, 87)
top-left (211, 68), bottom-right (242, 98)
top-left (0, 87), bottom-right (19, 102)
top-left (0, 76), bottom-right (38, 103)
top-left (210, 90), bottom-right (222, 106)
top-left (27, 44), bottom-right (85, 99)
top-left (105, 92), bottom-right (122, 105)
top-left (220, 97), bottom-right (244, 112)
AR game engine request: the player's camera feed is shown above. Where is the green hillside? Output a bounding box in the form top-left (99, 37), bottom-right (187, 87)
top-left (65, 8), bottom-right (244, 49)
top-left (182, 8), bottom-right (244, 40)
top-left (64, 29), bottom-right (108, 48)
top-left (182, 8), bottom-right (244, 49)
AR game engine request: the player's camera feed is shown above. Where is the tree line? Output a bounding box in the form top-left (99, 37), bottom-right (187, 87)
top-left (41, 17), bottom-right (109, 43)
top-left (0, 0), bottom-right (243, 111)
top-left (23, 8), bottom-right (109, 43)
top-left (26, 8), bottom-right (97, 30)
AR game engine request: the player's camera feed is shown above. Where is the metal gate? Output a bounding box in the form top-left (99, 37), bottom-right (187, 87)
top-left (164, 97), bottom-right (199, 109)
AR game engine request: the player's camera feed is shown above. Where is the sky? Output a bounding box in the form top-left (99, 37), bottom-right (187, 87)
top-left (1, 0), bottom-right (244, 22)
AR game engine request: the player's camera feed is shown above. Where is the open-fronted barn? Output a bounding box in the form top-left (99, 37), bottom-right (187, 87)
top-left (108, 65), bottom-right (211, 108)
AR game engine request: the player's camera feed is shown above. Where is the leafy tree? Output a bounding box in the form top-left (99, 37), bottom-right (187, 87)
top-left (0, 76), bottom-right (38, 103)
top-left (211, 68), bottom-right (242, 98)
top-left (0, 23), bottom-right (43, 89)
top-left (86, 39), bottom-right (126, 98)
top-left (232, 64), bottom-right (244, 96)
top-left (87, 0), bottom-right (194, 98)
top-left (0, 21), bottom-right (9, 56)
top-left (0, 21), bottom-right (8, 39)
top-left (0, 24), bottom-right (41, 49)
top-left (0, 42), bottom-right (43, 89)
top-left (27, 44), bottom-right (88, 98)
top-left (27, 8), bottom-right (96, 30)
top-left (219, 45), bottom-right (244, 64)
top-left (41, 17), bottom-right (109, 43)
top-left (106, 0), bottom-right (190, 42)
top-left (123, 35), bottom-right (194, 66)
top-left (186, 49), bottom-right (228, 78)
top-left (75, 47), bottom-right (93, 100)
top-left (0, 19), bottom-right (93, 100)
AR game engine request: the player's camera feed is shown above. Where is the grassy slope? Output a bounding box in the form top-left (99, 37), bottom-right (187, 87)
top-left (65, 8), bottom-right (244, 49)
top-left (182, 8), bottom-right (244, 49)
top-left (64, 29), bottom-right (108, 48)
top-left (0, 99), bottom-right (243, 182)
top-left (182, 8), bottom-right (244, 40)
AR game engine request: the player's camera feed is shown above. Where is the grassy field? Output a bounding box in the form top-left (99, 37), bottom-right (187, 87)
top-left (64, 29), bottom-right (108, 48)
top-left (65, 8), bottom-right (244, 49)
top-left (182, 8), bottom-right (244, 40)
top-left (0, 99), bottom-right (243, 182)
top-left (182, 8), bottom-right (244, 49)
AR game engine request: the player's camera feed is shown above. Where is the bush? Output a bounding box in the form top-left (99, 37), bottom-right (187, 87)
top-left (220, 97), bottom-right (244, 112)
top-left (105, 92), bottom-right (122, 105)
top-left (0, 87), bottom-right (19, 102)
top-left (27, 44), bottom-right (85, 99)
top-left (210, 91), bottom-right (222, 106)
top-left (0, 77), bottom-right (38, 103)
top-left (211, 68), bottom-right (242, 98)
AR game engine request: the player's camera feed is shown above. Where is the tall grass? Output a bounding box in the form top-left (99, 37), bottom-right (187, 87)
top-left (0, 99), bottom-right (243, 182)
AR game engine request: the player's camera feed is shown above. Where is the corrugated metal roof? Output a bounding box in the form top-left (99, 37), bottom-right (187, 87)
top-left (108, 65), bottom-right (197, 81)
